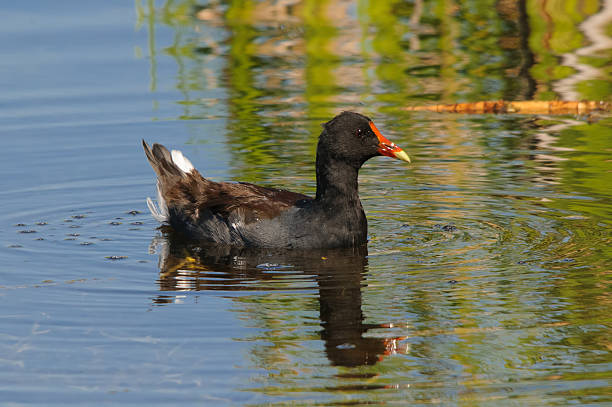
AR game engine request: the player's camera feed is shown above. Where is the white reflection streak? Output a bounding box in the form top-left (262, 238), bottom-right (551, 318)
top-left (409, 0), bottom-right (423, 51)
top-left (532, 118), bottom-right (580, 185)
top-left (555, 0), bottom-right (612, 99)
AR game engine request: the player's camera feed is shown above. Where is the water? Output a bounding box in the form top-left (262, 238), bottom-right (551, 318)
top-left (1, 1), bottom-right (611, 405)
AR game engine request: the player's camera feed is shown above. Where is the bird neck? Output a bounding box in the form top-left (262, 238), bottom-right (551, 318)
top-left (315, 150), bottom-right (361, 205)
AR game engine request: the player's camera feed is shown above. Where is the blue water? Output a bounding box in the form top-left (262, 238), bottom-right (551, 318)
top-left (1, 1), bottom-right (611, 405)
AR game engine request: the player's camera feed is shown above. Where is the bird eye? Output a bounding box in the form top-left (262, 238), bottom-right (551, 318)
top-left (356, 128), bottom-right (363, 138)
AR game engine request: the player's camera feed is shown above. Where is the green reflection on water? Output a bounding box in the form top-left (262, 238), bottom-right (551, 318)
top-left (551, 117), bottom-right (612, 226)
top-left (138, 0), bottom-right (612, 404)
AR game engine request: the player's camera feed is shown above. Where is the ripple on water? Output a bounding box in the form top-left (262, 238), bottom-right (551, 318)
top-left (2, 196), bottom-right (156, 288)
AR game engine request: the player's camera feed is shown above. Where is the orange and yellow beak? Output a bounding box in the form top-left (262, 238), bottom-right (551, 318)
top-left (369, 121), bottom-right (411, 163)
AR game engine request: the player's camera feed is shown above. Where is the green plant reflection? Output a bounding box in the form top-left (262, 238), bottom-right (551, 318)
top-left (136, 1), bottom-right (612, 403)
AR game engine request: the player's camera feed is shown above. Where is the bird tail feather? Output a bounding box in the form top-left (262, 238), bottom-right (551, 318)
top-left (142, 140), bottom-right (196, 223)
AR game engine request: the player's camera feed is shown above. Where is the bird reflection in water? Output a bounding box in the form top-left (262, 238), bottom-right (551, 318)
top-left (150, 229), bottom-right (407, 367)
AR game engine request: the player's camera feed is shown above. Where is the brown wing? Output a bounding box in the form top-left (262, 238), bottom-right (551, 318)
top-left (143, 140), bottom-right (310, 225)
top-left (165, 172), bottom-right (311, 224)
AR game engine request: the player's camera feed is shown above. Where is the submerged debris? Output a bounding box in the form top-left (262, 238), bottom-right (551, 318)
top-left (405, 100), bottom-right (611, 115)
top-left (105, 255), bottom-right (128, 260)
top-left (434, 224), bottom-right (458, 232)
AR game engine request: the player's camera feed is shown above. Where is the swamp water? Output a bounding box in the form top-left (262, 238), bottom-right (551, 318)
top-left (1, 1), bottom-right (611, 405)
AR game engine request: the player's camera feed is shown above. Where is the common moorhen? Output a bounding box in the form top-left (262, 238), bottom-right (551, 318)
top-left (143, 111), bottom-right (410, 249)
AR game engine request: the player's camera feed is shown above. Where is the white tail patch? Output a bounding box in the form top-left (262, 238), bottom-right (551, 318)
top-left (146, 180), bottom-right (169, 222)
top-left (171, 149), bottom-right (194, 173)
